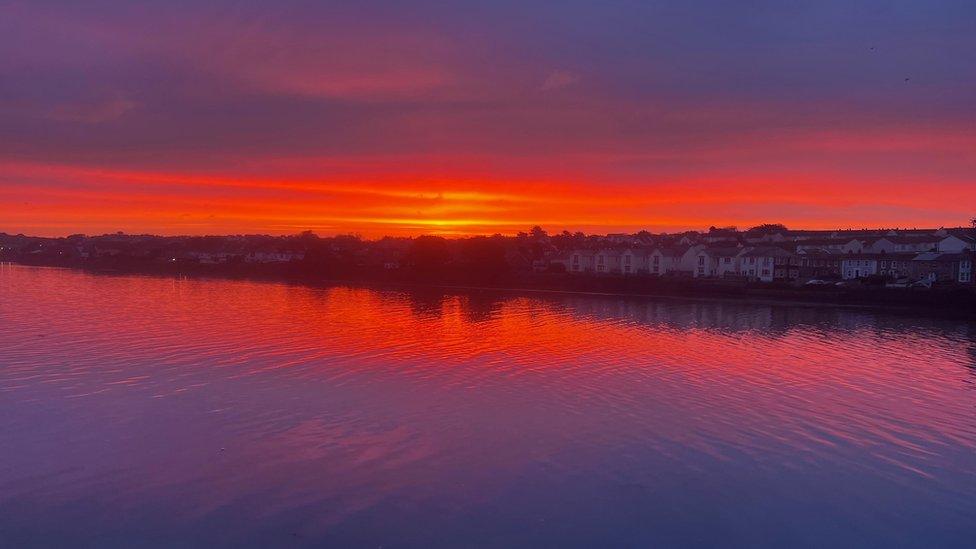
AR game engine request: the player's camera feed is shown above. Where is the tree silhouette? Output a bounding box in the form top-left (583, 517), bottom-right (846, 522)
top-left (405, 236), bottom-right (451, 271)
top-left (747, 223), bottom-right (788, 234)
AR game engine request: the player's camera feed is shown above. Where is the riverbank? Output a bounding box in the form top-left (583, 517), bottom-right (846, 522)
top-left (9, 255), bottom-right (976, 319)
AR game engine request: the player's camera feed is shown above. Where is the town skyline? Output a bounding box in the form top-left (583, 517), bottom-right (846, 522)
top-left (0, 222), bottom-right (976, 241)
top-left (6, 220), bottom-right (972, 286)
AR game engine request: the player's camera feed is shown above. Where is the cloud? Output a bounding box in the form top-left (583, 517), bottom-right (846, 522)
top-left (541, 70), bottom-right (580, 91)
top-left (47, 96), bottom-right (136, 124)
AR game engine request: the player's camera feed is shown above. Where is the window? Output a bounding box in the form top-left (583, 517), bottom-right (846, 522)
top-left (624, 255), bottom-right (631, 265)
top-left (653, 256), bottom-right (659, 265)
top-left (698, 256), bottom-right (705, 265)
top-left (762, 269), bottom-right (770, 276)
top-left (724, 257), bottom-right (731, 264)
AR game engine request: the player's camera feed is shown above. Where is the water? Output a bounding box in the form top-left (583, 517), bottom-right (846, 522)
top-left (1, 264), bottom-right (975, 548)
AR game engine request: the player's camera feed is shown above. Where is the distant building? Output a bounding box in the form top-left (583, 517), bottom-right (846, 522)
top-left (245, 251), bottom-right (305, 263)
top-left (910, 252), bottom-right (972, 283)
top-left (569, 250), bottom-right (595, 273)
top-left (619, 248), bottom-right (649, 275)
top-left (937, 234), bottom-right (976, 253)
top-left (739, 248), bottom-right (786, 282)
top-left (594, 249), bottom-right (621, 274)
top-left (797, 252), bottom-right (842, 279)
top-left (648, 247), bottom-right (686, 276)
top-left (841, 255), bottom-right (880, 279)
top-left (796, 238), bottom-right (863, 254)
top-left (863, 236), bottom-right (939, 254)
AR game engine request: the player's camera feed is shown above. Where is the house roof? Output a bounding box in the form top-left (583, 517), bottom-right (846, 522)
top-left (913, 252), bottom-right (967, 262)
top-left (703, 246), bottom-right (744, 257)
top-left (943, 231), bottom-right (976, 243)
top-left (795, 238), bottom-right (860, 247)
top-left (785, 230), bottom-right (833, 237)
top-left (797, 249), bottom-right (845, 257)
top-left (863, 235), bottom-right (940, 246)
top-left (653, 247), bottom-right (688, 257)
top-left (841, 252), bottom-right (915, 260)
top-left (741, 247), bottom-right (794, 258)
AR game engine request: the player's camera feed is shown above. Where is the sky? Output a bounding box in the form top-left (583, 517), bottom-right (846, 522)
top-left (1, 0), bottom-right (974, 237)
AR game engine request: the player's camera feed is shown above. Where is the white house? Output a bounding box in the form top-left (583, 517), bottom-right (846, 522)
top-left (958, 256), bottom-right (972, 283)
top-left (619, 248), bottom-right (649, 275)
top-left (841, 256), bottom-right (879, 279)
top-left (568, 250), bottom-right (595, 273)
top-left (796, 238), bottom-right (864, 254)
top-left (673, 245), bottom-right (705, 276)
top-left (864, 236), bottom-right (940, 254)
top-left (692, 249), bottom-right (711, 277)
top-left (710, 247), bottom-right (746, 278)
top-left (594, 249), bottom-right (621, 274)
top-left (648, 247), bottom-right (687, 275)
top-left (739, 247), bottom-right (789, 282)
top-left (937, 234), bottom-right (976, 253)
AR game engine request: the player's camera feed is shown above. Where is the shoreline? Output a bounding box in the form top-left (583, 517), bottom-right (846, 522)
top-left (7, 258), bottom-right (976, 320)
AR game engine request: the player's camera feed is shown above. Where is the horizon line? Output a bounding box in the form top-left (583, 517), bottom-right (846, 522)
top-left (4, 224), bottom-right (973, 242)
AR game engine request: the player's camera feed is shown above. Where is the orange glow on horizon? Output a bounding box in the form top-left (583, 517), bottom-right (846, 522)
top-left (4, 155), bottom-right (975, 237)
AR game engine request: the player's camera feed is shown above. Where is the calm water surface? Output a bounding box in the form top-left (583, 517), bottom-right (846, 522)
top-left (1, 264), bottom-right (975, 548)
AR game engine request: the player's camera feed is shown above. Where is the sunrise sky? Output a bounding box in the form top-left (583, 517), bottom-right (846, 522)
top-left (2, 1), bottom-right (974, 237)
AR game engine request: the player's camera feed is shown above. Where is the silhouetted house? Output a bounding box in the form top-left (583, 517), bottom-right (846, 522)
top-left (796, 238), bottom-right (863, 254)
top-left (707, 247), bottom-right (746, 278)
top-left (703, 228), bottom-right (739, 244)
top-left (245, 251), bottom-right (305, 263)
top-left (769, 248), bottom-right (801, 281)
top-left (785, 229), bottom-right (833, 241)
top-left (648, 247), bottom-right (685, 276)
top-left (568, 250), bottom-right (595, 273)
top-left (619, 248), bottom-right (650, 275)
top-left (739, 247), bottom-right (789, 282)
top-left (797, 252), bottom-right (842, 279)
top-left (665, 245), bottom-right (701, 276)
top-left (910, 252), bottom-right (973, 283)
top-left (841, 255), bottom-right (881, 280)
top-left (937, 234), bottom-right (976, 253)
top-left (863, 236), bottom-right (939, 254)
top-left (187, 251), bottom-right (238, 264)
top-left (876, 254), bottom-right (915, 279)
top-left (691, 247), bottom-right (720, 278)
top-left (594, 249), bottom-right (621, 274)
top-left (605, 233), bottom-right (636, 245)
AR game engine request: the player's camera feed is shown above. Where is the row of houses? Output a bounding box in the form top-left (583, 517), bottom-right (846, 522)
top-left (564, 246), bottom-right (796, 282)
top-left (562, 244), bottom-right (974, 285)
top-left (839, 252), bottom-right (972, 283)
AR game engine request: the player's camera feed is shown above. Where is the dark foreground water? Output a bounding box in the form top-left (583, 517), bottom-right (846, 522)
top-left (1, 264), bottom-right (975, 548)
